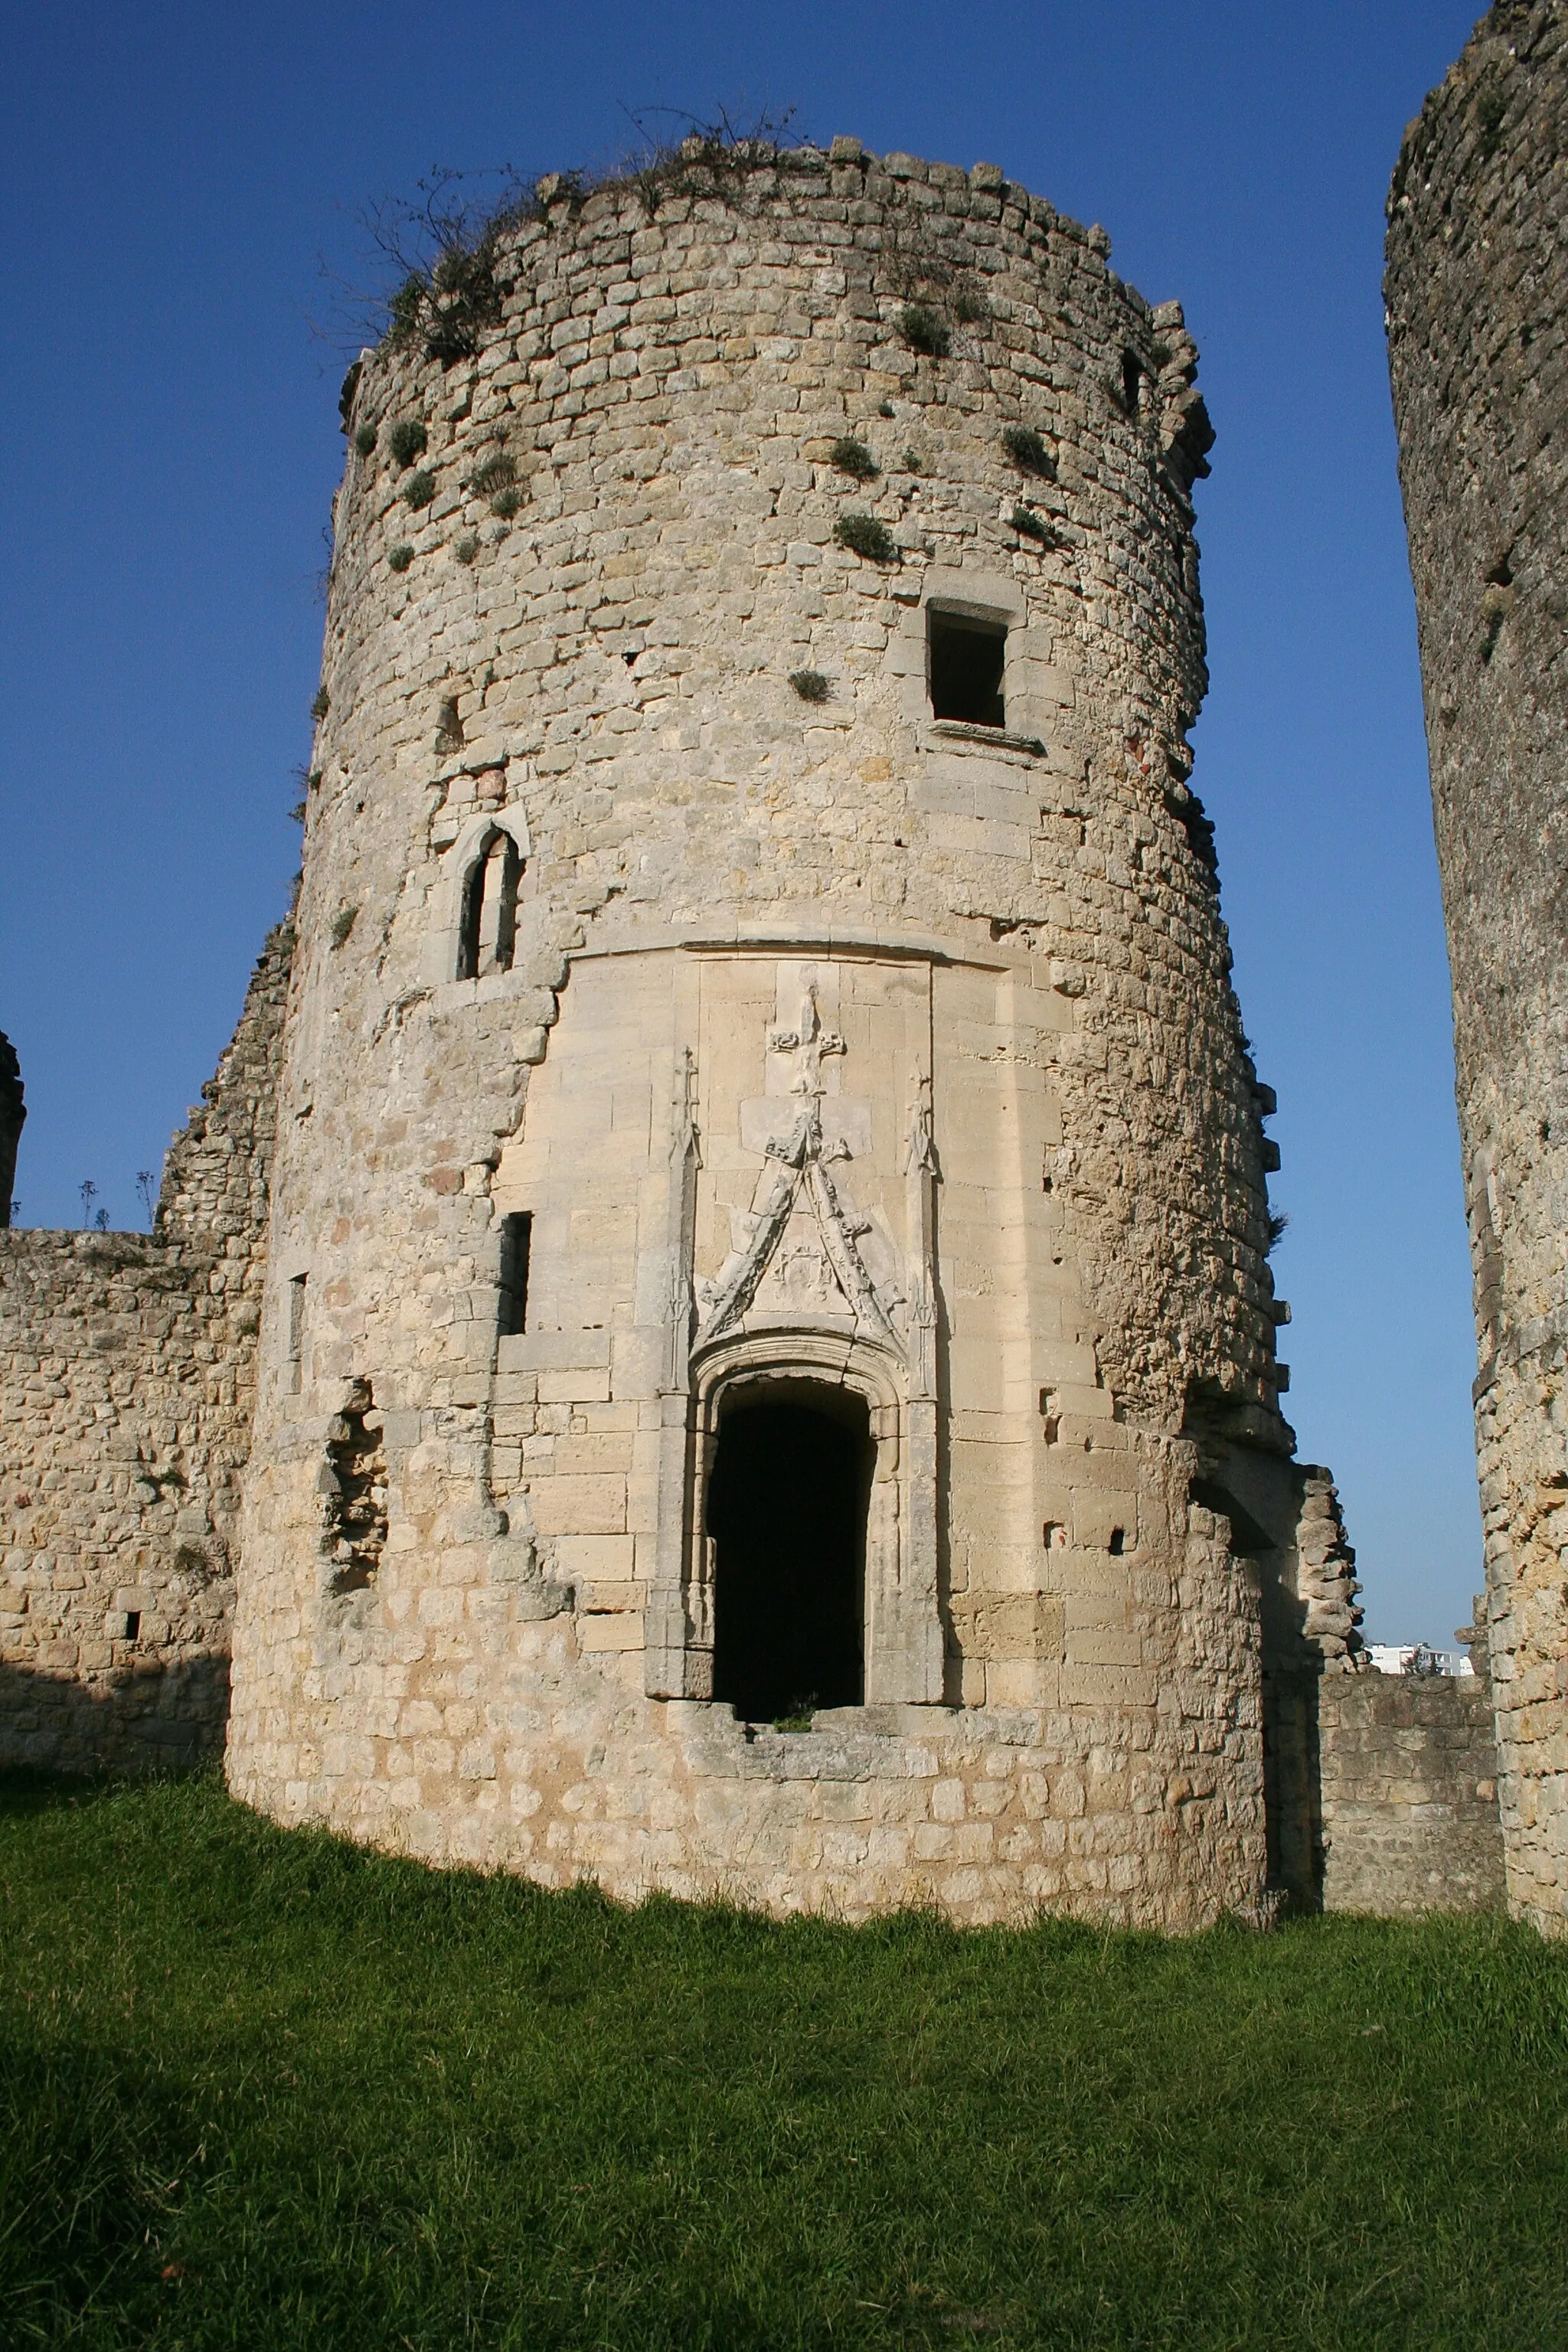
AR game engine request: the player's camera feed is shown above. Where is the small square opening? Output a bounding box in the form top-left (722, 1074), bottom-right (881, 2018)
top-left (929, 610), bottom-right (1006, 729)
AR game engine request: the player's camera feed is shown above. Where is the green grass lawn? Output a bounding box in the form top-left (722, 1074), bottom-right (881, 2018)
top-left (2, 1773), bottom-right (1566, 2350)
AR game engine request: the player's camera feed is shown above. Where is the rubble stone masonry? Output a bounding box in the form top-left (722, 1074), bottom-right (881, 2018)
top-left (224, 139), bottom-right (1357, 1926)
top-left (1386, 2), bottom-right (1568, 1931)
top-left (0, 927), bottom-right (289, 1770)
top-left (1320, 1668), bottom-right (1504, 1915)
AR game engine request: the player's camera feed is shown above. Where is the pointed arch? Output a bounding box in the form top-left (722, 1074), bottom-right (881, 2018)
top-left (426, 807), bottom-right (533, 985)
top-left (644, 1326), bottom-right (941, 1708)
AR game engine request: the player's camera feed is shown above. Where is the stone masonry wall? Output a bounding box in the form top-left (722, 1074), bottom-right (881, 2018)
top-left (1320, 1669), bottom-right (1504, 1915)
top-left (1386, 1), bottom-right (1568, 1931)
top-left (0, 922), bottom-right (291, 1770)
top-left (225, 139), bottom-right (1338, 1929)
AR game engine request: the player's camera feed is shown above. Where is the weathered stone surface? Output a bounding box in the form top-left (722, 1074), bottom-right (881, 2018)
top-left (0, 925), bottom-right (289, 1771)
top-left (0, 142), bottom-right (1393, 1924)
top-left (1320, 1670), bottom-right (1504, 1916)
top-left (221, 145), bottom-right (1344, 1928)
top-left (1386, 1), bottom-right (1568, 1933)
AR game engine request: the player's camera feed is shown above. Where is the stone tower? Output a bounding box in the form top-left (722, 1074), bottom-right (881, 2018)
top-left (227, 139), bottom-right (1348, 1925)
top-left (1385, 2), bottom-right (1568, 1934)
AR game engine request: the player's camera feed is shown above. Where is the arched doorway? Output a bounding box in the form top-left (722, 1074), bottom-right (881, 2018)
top-left (707, 1383), bottom-right (871, 1721)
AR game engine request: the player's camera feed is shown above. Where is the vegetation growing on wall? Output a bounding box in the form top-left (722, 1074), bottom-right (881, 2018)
top-left (833, 512), bottom-right (898, 562)
top-left (897, 302), bottom-right (949, 358)
top-left (387, 419), bottom-right (427, 469)
top-left (368, 116), bottom-right (799, 369)
top-left (828, 437), bottom-right (879, 482)
top-left (1002, 425), bottom-right (1054, 477)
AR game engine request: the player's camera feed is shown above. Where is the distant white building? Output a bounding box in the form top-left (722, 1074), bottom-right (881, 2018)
top-left (1367, 1643), bottom-right (1475, 1678)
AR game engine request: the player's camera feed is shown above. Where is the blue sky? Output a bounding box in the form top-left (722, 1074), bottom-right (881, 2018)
top-left (0, 1), bottom-right (1484, 1642)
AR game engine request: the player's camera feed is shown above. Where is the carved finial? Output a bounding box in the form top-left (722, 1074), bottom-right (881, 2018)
top-left (903, 1071), bottom-right (938, 1176)
top-left (769, 984), bottom-right (846, 1104)
top-left (671, 1045), bottom-right (701, 1167)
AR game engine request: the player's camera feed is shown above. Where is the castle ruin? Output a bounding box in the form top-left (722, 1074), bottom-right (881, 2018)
top-left (1386, 0), bottom-right (1568, 1934)
top-left (8, 132), bottom-right (1501, 1926)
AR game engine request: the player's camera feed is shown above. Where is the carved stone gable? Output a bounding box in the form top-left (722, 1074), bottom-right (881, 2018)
top-left (696, 965), bottom-right (904, 1348)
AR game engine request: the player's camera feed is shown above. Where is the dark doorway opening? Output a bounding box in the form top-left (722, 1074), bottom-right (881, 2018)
top-left (708, 1387), bottom-right (871, 1722)
top-left (929, 610), bottom-right (1006, 728)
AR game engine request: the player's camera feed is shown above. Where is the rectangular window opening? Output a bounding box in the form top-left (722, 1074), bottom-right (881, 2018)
top-left (498, 1213), bottom-right (532, 1338)
top-left (124, 1611), bottom-right (141, 1642)
top-left (929, 610), bottom-right (1007, 729)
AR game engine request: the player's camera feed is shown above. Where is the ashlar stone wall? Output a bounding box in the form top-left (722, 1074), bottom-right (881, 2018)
top-left (0, 923), bottom-right (290, 1770)
top-left (1386, 0), bottom-right (1568, 1932)
top-left (226, 138), bottom-right (1356, 1926)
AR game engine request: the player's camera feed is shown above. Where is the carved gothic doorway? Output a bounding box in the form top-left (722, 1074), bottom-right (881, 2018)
top-left (707, 1383), bottom-right (871, 1720)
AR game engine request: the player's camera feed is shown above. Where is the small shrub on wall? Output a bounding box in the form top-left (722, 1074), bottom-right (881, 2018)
top-left (833, 513), bottom-right (898, 562)
top-left (387, 419), bottom-right (428, 469)
top-left (828, 437), bottom-right (878, 482)
top-left (898, 303), bottom-right (949, 358)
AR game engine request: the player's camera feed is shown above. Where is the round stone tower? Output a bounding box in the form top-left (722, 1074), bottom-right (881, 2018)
top-left (1386, 1), bottom-right (1568, 1933)
top-left (229, 137), bottom-right (1321, 1926)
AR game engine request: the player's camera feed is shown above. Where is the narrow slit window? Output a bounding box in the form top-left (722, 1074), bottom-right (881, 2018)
top-left (498, 1212), bottom-right (532, 1338)
top-left (929, 612), bottom-right (1006, 729)
top-left (287, 1273), bottom-right (308, 1393)
top-left (124, 1611), bottom-right (141, 1642)
top-left (459, 831), bottom-right (522, 979)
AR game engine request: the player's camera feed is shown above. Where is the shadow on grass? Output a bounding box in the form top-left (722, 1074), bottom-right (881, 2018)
top-left (0, 2039), bottom-right (189, 2345)
top-left (0, 1763), bottom-right (157, 1821)
top-left (2, 1776), bottom-right (1566, 2350)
